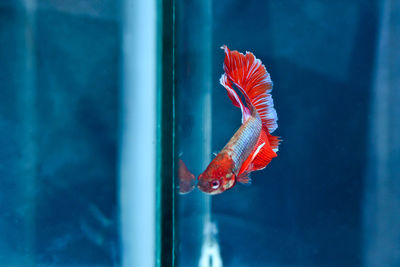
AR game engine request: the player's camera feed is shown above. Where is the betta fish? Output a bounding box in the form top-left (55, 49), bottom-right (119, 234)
top-left (197, 45), bottom-right (280, 194)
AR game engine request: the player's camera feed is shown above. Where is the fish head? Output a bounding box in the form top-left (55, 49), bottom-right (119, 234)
top-left (197, 154), bottom-right (236, 194)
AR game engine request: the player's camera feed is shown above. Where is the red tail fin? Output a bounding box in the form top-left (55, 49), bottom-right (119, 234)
top-left (220, 45), bottom-right (278, 134)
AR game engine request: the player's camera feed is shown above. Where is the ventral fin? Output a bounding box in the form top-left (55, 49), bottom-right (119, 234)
top-left (237, 171), bottom-right (252, 185)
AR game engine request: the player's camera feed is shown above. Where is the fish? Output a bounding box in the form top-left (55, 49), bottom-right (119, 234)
top-left (197, 45), bottom-right (280, 194)
top-left (178, 159), bottom-right (196, 194)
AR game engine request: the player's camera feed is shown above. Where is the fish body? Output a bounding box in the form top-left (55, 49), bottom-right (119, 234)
top-left (198, 46), bottom-right (280, 194)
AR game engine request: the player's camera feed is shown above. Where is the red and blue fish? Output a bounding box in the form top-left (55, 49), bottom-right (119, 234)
top-left (197, 45), bottom-right (280, 194)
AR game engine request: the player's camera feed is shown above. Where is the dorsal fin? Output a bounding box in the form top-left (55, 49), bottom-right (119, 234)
top-left (220, 45), bottom-right (278, 133)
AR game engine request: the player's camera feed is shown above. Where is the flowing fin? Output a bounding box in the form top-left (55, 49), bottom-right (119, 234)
top-left (221, 45), bottom-right (278, 133)
top-left (220, 74), bottom-right (251, 123)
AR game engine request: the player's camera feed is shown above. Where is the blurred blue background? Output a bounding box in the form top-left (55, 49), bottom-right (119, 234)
top-left (0, 1), bottom-right (120, 265)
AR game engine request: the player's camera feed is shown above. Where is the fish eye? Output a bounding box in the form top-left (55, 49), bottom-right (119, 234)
top-left (211, 180), bottom-right (220, 189)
